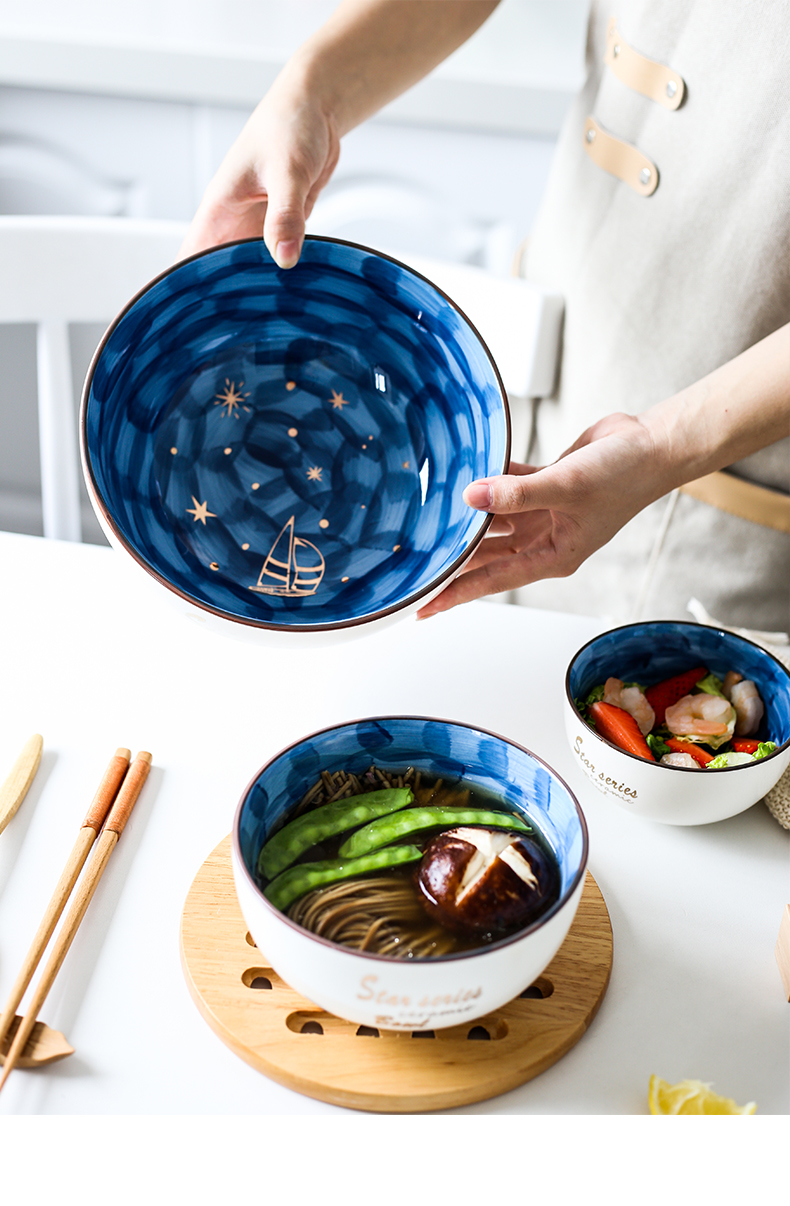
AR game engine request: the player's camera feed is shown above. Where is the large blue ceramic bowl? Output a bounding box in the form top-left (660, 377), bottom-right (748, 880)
top-left (564, 621), bottom-right (790, 824)
top-left (231, 716), bottom-right (589, 1031)
top-left (80, 237), bottom-right (510, 643)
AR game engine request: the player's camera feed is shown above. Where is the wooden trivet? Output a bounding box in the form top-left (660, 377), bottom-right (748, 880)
top-left (180, 835), bottom-right (613, 1112)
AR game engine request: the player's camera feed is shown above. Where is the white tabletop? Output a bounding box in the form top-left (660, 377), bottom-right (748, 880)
top-left (0, 530), bottom-right (787, 1116)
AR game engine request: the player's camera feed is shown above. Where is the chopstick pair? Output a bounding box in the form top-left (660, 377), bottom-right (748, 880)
top-left (0, 746), bottom-right (152, 1093)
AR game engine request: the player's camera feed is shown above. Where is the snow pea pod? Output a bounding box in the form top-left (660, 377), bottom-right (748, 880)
top-left (258, 787), bottom-right (414, 880)
top-left (338, 806), bottom-right (531, 859)
top-left (265, 844), bottom-right (423, 912)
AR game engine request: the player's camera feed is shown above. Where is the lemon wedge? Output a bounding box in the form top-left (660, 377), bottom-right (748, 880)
top-left (649, 1075), bottom-right (756, 1114)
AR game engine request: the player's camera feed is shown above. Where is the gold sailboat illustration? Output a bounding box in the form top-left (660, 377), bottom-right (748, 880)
top-left (249, 515), bottom-right (325, 596)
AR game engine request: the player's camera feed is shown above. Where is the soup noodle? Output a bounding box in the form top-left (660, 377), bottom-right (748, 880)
top-left (259, 765), bottom-right (559, 958)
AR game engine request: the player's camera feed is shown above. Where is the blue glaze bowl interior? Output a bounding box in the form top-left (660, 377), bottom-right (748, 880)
top-left (82, 237), bottom-right (509, 629)
top-left (567, 621), bottom-right (790, 755)
top-left (234, 716), bottom-right (588, 954)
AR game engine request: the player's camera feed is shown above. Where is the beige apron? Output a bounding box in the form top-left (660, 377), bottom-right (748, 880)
top-left (517, 0), bottom-right (790, 633)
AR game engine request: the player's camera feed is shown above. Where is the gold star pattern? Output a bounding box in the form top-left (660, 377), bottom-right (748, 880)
top-left (186, 496), bottom-right (217, 524)
top-left (214, 379), bottom-right (250, 418)
top-left (306, 466), bottom-right (323, 482)
top-left (329, 390), bottom-right (349, 410)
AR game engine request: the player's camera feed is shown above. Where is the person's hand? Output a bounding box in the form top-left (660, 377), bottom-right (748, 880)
top-left (178, 85), bottom-right (340, 266)
top-left (418, 411), bottom-right (665, 618)
top-left (177, 2), bottom-right (502, 266)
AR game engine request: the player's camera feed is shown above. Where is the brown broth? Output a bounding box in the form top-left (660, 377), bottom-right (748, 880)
top-left (259, 767), bottom-right (560, 958)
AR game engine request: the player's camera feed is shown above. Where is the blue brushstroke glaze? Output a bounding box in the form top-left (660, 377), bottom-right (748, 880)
top-left (82, 238), bottom-right (509, 629)
top-left (235, 717), bottom-right (588, 920)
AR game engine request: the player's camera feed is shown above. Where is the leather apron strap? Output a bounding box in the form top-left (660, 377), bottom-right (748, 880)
top-left (681, 471), bottom-right (790, 535)
top-left (604, 17), bottom-right (685, 110)
top-left (583, 16), bottom-right (687, 196)
top-left (583, 116), bottom-right (658, 195)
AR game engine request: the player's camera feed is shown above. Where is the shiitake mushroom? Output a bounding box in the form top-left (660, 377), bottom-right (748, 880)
top-left (416, 826), bottom-right (559, 935)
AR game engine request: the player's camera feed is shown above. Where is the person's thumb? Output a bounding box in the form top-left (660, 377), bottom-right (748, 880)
top-left (463, 467), bottom-right (554, 515)
top-left (261, 161), bottom-right (310, 269)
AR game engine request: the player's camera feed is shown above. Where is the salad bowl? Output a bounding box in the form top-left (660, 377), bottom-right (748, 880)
top-left (565, 621), bottom-right (790, 825)
top-left (80, 237), bottom-right (510, 647)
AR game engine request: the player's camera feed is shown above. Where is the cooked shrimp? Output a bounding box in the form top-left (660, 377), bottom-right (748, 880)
top-left (603, 677), bottom-right (656, 735)
top-left (722, 670), bottom-right (743, 698)
top-left (664, 692), bottom-right (736, 741)
top-left (729, 679), bottom-right (764, 736)
top-left (660, 752), bottom-right (700, 769)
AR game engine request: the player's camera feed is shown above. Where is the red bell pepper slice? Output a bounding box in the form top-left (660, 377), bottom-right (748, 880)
top-left (588, 701), bottom-right (655, 761)
top-left (665, 738), bottom-right (715, 766)
top-left (645, 666), bottom-right (708, 726)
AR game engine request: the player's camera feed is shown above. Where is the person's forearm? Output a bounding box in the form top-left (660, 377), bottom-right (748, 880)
top-left (642, 322), bottom-right (790, 492)
top-left (274, 0), bottom-right (500, 136)
top-left (421, 325), bottom-right (788, 618)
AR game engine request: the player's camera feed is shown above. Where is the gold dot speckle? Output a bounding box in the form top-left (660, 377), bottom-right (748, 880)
top-left (319, 519), bottom-right (329, 529)
top-left (393, 545), bottom-right (401, 552)
top-left (361, 504), bottom-right (366, 509)
top-left (286, 381), bottom-right (296, 391)
top-left (224, 447), bottom-right (232, 455)
top-left (252, 483), bottom-right (260, 490)
top-left (362, 444), bottom-right (367, 450)
top-left (288, 427), bottom-right (298, 438)
top-left (402, 461), bottom-right (410, 469)
top-left (170, 447), bottom-right (177, 455)
top-left (342, 576), bottom-right (349, 582)
top-left (242, 542), bottom-right (250, 551)
top-left (210, 562), bottom-right (219, 571)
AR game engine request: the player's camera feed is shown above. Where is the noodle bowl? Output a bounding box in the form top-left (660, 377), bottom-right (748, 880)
top-left (232, 715), bottom-right (588, 1031)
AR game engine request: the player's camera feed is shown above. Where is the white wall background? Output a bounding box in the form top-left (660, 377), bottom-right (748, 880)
top-left (0, 0), bottom-right (590, 539)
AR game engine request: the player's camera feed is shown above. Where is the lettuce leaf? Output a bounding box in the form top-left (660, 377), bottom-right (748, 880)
top-left (646, 734), bottom-right (671, 758)
top-left (672, 730), bottom-right (733, 751)
top-left (754, 741), bottom-right (777, 760)
top-left (574, 683), bottom-right (605, 721)
top-left (694, 673), bottom-right (725, 697)
top-left (706, 751), bottom-right (757, 769)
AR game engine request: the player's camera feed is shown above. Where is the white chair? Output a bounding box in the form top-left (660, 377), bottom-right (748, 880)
top-left (377, 248), bottom-right (563, 464)
top-left (0, 215), bottom-right (186, 541)
top-left (308, 179), bottom-right (564, 406)
top-left (387, 250), bottom-right (563, 402)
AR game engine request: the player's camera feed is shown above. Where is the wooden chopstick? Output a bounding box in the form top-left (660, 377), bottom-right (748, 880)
top-left (0, 750), bottom-right (152, 1093)
top-left (0, 734), bottom-right (44, 837)
top-left (0, 747), bottom-right (131, 1056)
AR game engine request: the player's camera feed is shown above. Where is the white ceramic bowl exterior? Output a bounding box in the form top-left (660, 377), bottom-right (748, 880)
top-left (96, 513), bottom-right (452, 650)
top-left (565, 621), bottom-right (790, 825)
top-left (563, 695), bottom-right (790, 825)
top-left (232, 845), bottom-right (584, 1031)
